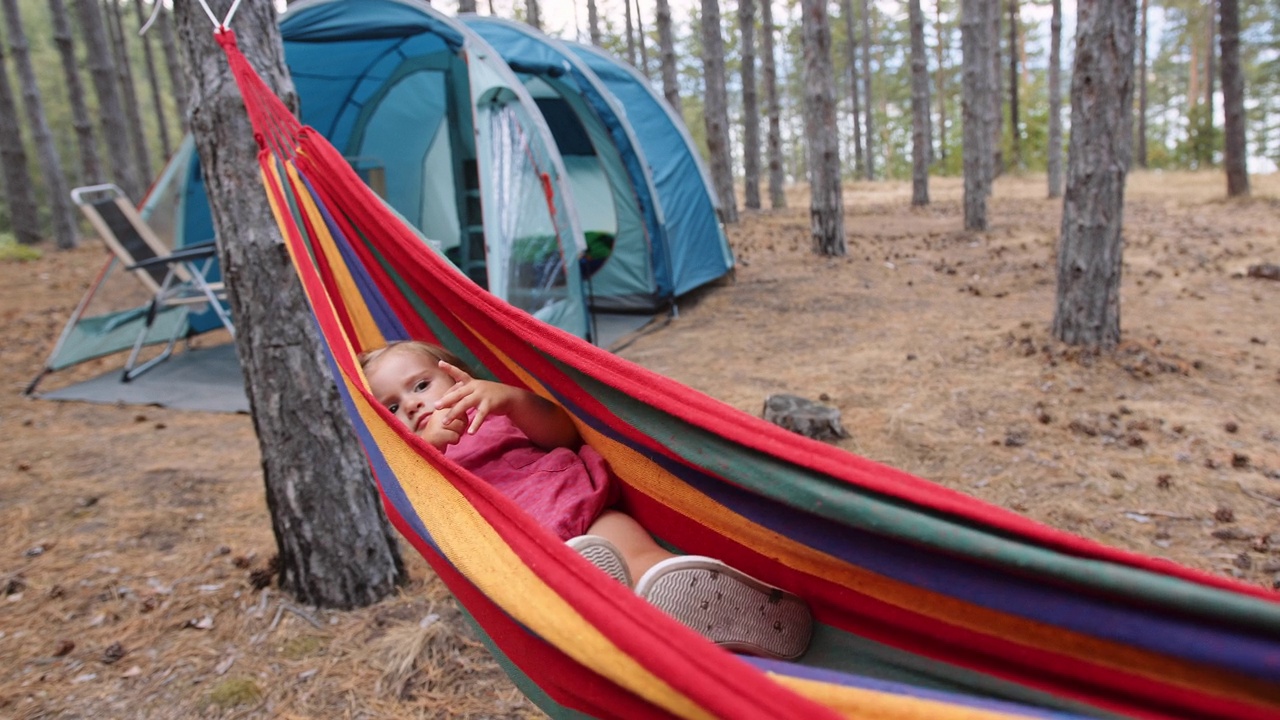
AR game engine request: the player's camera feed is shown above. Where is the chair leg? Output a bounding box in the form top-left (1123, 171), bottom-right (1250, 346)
top-left (122, 297), bottom-right (184, 383)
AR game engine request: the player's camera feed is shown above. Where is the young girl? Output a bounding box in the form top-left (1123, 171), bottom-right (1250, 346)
top-left (360, 341), bottom-right (812, 660)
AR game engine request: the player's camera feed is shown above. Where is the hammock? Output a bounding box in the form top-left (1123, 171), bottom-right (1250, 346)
top-left (215, 30), bottom-right (1280, 720)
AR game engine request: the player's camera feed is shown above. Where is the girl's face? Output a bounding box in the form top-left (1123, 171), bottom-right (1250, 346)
top-left (364, 349), bottom-right (455, 435)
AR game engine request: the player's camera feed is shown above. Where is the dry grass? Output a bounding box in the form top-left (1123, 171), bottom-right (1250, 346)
top-left (3, 171), bottom-right (1279, 718)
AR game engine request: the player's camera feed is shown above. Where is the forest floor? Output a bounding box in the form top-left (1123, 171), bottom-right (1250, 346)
top-left (2, 171), bottom-right (1279, 718)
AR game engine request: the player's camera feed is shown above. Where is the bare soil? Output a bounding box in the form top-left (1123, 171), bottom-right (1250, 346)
top-left (2, 172), bottom-right (1279, 718)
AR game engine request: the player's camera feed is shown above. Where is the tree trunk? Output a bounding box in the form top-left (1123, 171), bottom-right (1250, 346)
top-left (156, 5), bottom-right (189, 132)
top-left (700, 0), bottom-right (737, 224)
top-left (961, 0), bottom-right (996, 231)
top-left (859, 0), bottom-right (875, 180)
top-left (1219, 0), bottom-right (1248, 197)
top-left (1047, 0), bottom-right (1063, 198)
top-left (634, 0), bottom-right (649, 77)
top-left (841, 0), bottom-right (863, 177)
top-left (761, 0), bottom-right (785, 209)
top-left (740, 0), bottom-right (761, 210)
top-left (47, 0), bottom-right (101, 186)
top-left (655, 0), bottom-right (680, 111)
top-left (526, 0), bottom-right (541, 31)
top-left (1136, 0), bottom-right (1147, 168)
top-left (587, 0), bottom-right (601, 46)
top-left (624, 0), bottom-right (636, 66)
top-left (935, 2), bottom-right (947, 161)
top-left (799, 0), bottom-right (844, 256)
top-left (457, 0), bottom-right (477, 12)
top-left (0, 33), bottom-right (41, 245)
top-left (105, 0), bottom-right (152, 184)
top-left (134, 0), bottom-right (172, 159)
top-left (1052, 0), bottom-right (1138, 351)
top-left (909, 0), bottom-right (930, 206)
top-left (2, 0), bottom-right (77, 248)
top-left (991, 4), bottom-right (1003, 178)
top-left (172, 0), bottom-right (405, 609)
top-left (75, 0), bottom-right (139, 199)
top-left (1008, 0), bottom-right (1021, 169)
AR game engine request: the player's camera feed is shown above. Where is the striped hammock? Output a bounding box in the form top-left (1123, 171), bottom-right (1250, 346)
top-left (217, 30), bottom-right (1280, 720)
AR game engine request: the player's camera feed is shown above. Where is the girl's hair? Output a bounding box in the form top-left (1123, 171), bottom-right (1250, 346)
top-left (358, 340), bottom-right (470, 375)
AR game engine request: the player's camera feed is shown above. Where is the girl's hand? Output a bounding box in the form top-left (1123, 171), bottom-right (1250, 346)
top-left (432, 361), bottom-right (580, 449)
top-left (433, 361), bottom-right (524, 435)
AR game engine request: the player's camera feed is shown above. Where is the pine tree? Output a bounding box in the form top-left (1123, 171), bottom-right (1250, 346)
top-left (0, 25), bottom-right (41, 245)
top-left (2, 0), bottom-right (77, 248)
top-left (75, 0), bottom-right (140, 198)
top-left (172, 0), bottom-right (406, 608)
top-left (799, 0), bottom-right (843, 256)
top-left (761, 0), bottom-right (785, 209)
top-left (962, 0), bottom-right (997, 230)
top-left (1048, 0), bottom-right (1064, 197)
top-left (47, 0), bottom-right (101, 186)
top-left (655, 0), bottom-right (679, 111)
top-left (1053, 0), bottom-right (1138, 350)
top-left (699, 0), bottom-right (737, 223)
top-left (740, 0), bottom-right (761, 210)
top-left (1219, 0), bottom-right (1249, 196)
top-left (909, 0), bottom-right (930, 206)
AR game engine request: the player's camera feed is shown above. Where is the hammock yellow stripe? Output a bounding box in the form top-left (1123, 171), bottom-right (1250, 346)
top-left (768, 674), bottom-right (1041, 720)
top-left (283, 162), bottom-right (385, 350)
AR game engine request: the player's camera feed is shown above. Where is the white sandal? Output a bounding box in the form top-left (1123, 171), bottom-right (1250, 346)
top-left (567, 535), bottom-right (632, 587)
top-left (634, 556), bottom-right (812, 660)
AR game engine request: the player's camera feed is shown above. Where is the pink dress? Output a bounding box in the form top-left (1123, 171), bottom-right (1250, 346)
top-left (445, 412), bottom-right (618, 541)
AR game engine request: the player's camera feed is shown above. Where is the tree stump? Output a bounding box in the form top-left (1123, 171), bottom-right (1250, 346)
top-left (762, 394), bottom-right (849, 441)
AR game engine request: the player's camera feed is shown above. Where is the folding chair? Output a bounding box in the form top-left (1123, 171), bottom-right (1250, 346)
top-left (66, 183), bottom-right (234, 382)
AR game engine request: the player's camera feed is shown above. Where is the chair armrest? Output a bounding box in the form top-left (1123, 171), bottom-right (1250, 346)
top-left (126, 242), bottom-right (218, 271)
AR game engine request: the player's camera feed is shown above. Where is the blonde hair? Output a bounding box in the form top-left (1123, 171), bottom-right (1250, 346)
top-left (358, 340), bottom-right (470, 375)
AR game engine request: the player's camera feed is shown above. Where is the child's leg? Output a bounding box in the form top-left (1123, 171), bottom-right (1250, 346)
top-left (585, 509), bottom-right (676, 579)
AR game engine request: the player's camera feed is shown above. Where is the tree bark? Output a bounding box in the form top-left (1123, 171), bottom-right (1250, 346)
top-left (1218, 0), bottom-right (1249, 197)
top-left (624, 0), bottom-right (635, 66)
top-left (699, 0), bottom-right (737, 223)
top-left (134, 0), bottom-right (173, 159)
top-left (156, 5), bottom-right (189, 132)
top-left (47, 0), bottom-right (101, 187)
top-left (859, 0), bottom-right (875, 180)
top-left (935, 2), bottom-right (947, 161)
top-left (2, 0), bottom-right (77, 248)
top-left (587, 0), bottom-right (601, 46)
top-left (105, 0), bottom-right (152, 184)
top-left (1052, 0), bottom-right (1138, 350)
top-left (172, 0), bottom-right (405, 609)
top-left (1136, 0), bottom-right (1147, 168)
top-left (991, 3), bottom-right (1003, 178)
top-left (909, 0), bottom-right (930, 206)
top-left (526, 0), bottom-right (541, 31)
top-left (457, 0), bottom-right (477, 12)
top-left (1047, 0), bottom-right (1063, 198)
top-left (740, 0), bottom-right (761, 210)
top-left (962, 0), bottom-right (996, 231)
top-left (634, 0), bottom-right (649, 77)
top-left (842, 0), bottom-right (863, 176)
top-left (1007, 0), bottom-right (1021, 169)
top-left (761, 0), bottom-right (785, 210)
top-left (0, 31), bottom-right (41, 245)
top-left (75, 0), bottom-right (140, 199)
top-left (655, 0), bottom-right (680, 112)
top-left (799, 0), bottom-right (844, 256)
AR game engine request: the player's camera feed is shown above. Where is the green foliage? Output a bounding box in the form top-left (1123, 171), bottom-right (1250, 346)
top-left (1175, 103), bottom-right (1221, 169)
top-left (0, 232), bottom-right (43, 261)
top-left (203, 677), bottom-right (263, 709)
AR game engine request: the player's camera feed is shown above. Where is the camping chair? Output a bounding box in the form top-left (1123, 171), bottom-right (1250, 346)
top-left (68, 183), bottom-right (234, 382)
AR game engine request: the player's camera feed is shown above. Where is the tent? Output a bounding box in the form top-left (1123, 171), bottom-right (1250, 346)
top-left (566, 40), bottom-right (736, 302)
top-left (141, 0), bottom-right (590, 338)
top-left (461, 16), bottom-right (734, 312)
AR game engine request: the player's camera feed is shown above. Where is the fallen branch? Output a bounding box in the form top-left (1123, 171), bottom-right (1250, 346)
top-left (1237, 481), bottom-right (1280, 508)
top-left (1120, 509), bottom-right (1197, 520)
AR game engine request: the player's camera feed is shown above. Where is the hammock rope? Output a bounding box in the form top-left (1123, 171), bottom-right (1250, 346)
top-left (212, 27), bottom-right (1280, 720)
